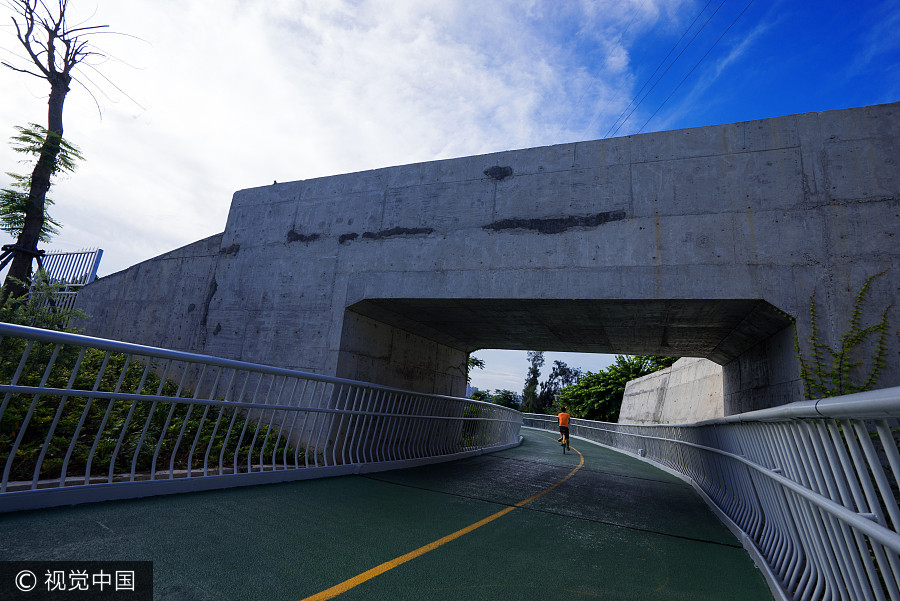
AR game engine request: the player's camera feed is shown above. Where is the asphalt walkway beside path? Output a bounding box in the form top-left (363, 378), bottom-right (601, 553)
top-left (0, 429), bottom-right (773, 600)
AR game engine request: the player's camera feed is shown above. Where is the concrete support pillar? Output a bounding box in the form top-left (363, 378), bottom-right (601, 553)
top-left (723, 326), bottom-right (801, 415)
top-left (335, 311), bottom-right (469, 397)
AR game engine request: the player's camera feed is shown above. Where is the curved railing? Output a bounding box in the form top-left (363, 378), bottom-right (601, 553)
top-left (0, 322), bottom-right (522, 512)
top-left (524, 388), bottom-right (900, 601)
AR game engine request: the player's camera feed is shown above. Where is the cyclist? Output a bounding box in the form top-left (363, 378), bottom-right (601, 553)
top-left (557, 406), bottom-right (570, 448)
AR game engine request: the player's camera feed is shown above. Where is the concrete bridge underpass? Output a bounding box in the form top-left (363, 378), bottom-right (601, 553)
top-left (74, 101), bottom-right (900, 418)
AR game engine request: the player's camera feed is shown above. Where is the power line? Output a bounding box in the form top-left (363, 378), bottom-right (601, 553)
top-left (606, 0), bottom-right (729, 139)
top-left (637, 0), bottom-right (756, 134)
top-left (603, 0), bottom-right (715, 139)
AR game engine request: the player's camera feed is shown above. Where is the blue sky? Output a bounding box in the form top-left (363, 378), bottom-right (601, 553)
top-left (1, 0), bottom-right (898, 391)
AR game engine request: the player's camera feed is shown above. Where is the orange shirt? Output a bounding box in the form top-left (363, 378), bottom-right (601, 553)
top-left (558, 412), bottom-right (570, 427)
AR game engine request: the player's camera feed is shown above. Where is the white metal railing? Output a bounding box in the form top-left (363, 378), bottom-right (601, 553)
top-left (525, 388), bottom-right (900, 601)
top-left (32, 248), bottom-right (103, 313)
top-left (0, 322), bottom-right (522, 512)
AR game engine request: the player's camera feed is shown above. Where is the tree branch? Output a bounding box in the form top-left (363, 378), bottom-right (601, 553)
top-left (66, 23), bottom-right (108, 35)
top-left (0, 60), bottom-right (45, 78)
top-left (10, 10), bottom-right (50, 77)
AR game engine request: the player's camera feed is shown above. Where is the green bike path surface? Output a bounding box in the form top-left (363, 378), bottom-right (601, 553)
top-left (0, 429), bottom-right (772, 600)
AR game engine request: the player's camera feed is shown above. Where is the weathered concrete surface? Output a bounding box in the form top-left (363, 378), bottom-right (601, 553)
top-left (620, 358), bottom-right (724, 424)
top-left (75, 233), bottom-right (224, 353)
top-left (76, 102), bottom-right (900, 413)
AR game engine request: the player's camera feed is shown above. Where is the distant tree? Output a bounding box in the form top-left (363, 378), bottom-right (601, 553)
top-left (537, 360), bottom-right (581, 411)
top-left (469, 389), bottom-right (492, 403)
top-left (1, 0), bottom-right (108, 303)
top-left (465, 354), bottom-right (485, 383)
top-left (468, 388), bottom-right (519, 410)
top-left (558, 355), bottom-right (677, 422)
top-left (491, 389), bottom-right (520, 410)
top-left (520, 350), bottom-right (544, 413)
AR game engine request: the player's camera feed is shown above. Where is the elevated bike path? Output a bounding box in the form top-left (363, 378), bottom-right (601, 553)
top-left (0, 429), bottom-right (772, 600)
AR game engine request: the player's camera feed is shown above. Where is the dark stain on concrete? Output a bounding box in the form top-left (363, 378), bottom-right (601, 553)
top-left (483, 210), bottom-right (628, 234)
top-left (286, 228), bottom-right (321, 244)
top-left (199, 277), bottom-right (218, 329)
top-left (220, 242), bottom-right (241, 255)
top-left (360, 227), bottom-right (434, 240)
top-left (484, 166), bottom-right (513, 180)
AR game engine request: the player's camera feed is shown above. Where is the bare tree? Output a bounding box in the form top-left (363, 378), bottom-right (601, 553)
top-left (0, 0), bottom-right (106, 303)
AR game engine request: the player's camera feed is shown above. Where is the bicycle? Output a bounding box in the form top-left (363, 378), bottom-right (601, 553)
top-left (559, 430), bottom-right (570, 454)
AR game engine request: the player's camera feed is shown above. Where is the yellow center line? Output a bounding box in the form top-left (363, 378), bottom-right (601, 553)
top-left (300, 434), bottom-right (584, 601)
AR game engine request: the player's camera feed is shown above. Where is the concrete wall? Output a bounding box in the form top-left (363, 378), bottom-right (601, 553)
top-left (335, 311), bottom-right (467, 396)
top-left (619, 358), bottom-right (724, 424)
top-left (76, 233), bottom-right (223, 353)
top-left (76, 102), bottom-right (900, 412)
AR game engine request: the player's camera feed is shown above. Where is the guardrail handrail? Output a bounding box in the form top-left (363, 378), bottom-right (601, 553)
top-left (0, 322), bottom-right (492, 401)
top-left (524, 386), bottom-right (900, 601)
top-left (0, 322), bottom-right (522, 512)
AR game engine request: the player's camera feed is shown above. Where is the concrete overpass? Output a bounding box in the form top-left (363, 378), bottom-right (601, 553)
top-left (76, 102), bottom-right (900, 415)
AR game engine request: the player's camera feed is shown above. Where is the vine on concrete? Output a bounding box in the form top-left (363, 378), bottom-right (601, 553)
top-left (794, 270), bottom-right (891, 399)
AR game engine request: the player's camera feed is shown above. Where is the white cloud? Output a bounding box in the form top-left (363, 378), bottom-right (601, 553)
top-left (5, 0), bottom-right (687, 275)
top-left (11, 0), bottom-right (812, 284)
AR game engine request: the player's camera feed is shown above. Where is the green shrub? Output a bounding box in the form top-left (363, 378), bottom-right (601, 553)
top-left (1, 341), bottom-right (303, 483)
